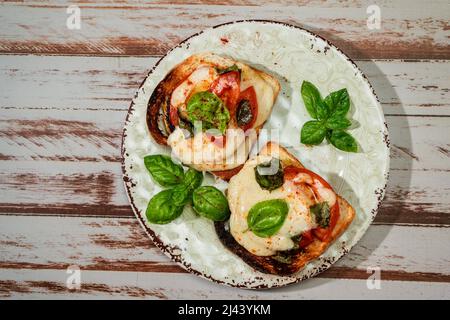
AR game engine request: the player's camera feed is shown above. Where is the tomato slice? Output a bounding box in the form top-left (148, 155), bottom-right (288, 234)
top-left (209, 70), bottom-right (240, 114)
top-left (298, 230), bottom-right (314, 248)
top-left (236, 86), bottom-right (258, 131)
top-left (284, 166), bottom-right (340, 242)
top-left (313, 201), bottom-right (339, 241)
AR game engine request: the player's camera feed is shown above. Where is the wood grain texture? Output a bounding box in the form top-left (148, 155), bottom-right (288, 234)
top-left (1, 56), bottom-right (449, 226)
top-left (0, 2), bottom-right (449, 59)
top-left (0, 108), bottom-right (449, 225)
top-left (1, 268), bottom-right (449, 299)
top-left (0, 215), bottom-right (449, 284)
top-left (1, 56), bottom-right (449, 115)
top-left (1, 0), bottom-right (449, 299)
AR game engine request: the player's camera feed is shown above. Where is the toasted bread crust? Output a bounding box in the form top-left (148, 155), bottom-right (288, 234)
top-left (215, 142), bottom-right (356, 275)
top-left (146, 53), bottom-right (280, 180)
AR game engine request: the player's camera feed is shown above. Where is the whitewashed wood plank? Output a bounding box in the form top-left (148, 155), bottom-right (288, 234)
top-left (0, 268), bottom-right (448, 299)
top-left (0, 215), bottom-right (449, 277)
top-left (1, 56), bottom-right (448, 115)
top-left (0, 2), bottom-right (449, 58)
top-left (0, 161), bottom-right (129, 210)
top-left (0, 56), bottom-right (450, 115)
top-left (0, 56), bottom-right (148, 110)
top-left (0, 108), bottom-right (124, 162)
top-left (0, 108), bottom-right (449, 223)
top-left (9, 0), bottom-right (447, 7)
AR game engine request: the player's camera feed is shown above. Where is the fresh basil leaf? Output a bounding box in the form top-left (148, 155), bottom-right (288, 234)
top-left (144, 154), bottom-right (185, 187)
top-left (328, 130), bottom-right (358, 152)
top-left (301, 81), bottom-right (329, 120)
top-left (171, 168), bottom-right (203, 206)
top-left (192, 186), bottom-right (230, 221)
top-left (254, 158), bottom-right (284, 191)
top-left (324, 88), bottom-right (350, 117)
top-left (146, 189), bottom-right (184, 224)
top-left (300, 120), bottom-right (327, 145)
top-left (247, 199), bottom-right (289, 238)
top-left (216, 64), bottom-right (240, 75)
top-left (325, 116), bottom-right (352, 130)
top-left (186, 91), bottom-right (230, 134)
top-left (310, 202), bottom-right (330, 228)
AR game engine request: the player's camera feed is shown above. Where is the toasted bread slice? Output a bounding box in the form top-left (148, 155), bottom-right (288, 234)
top-left (215, 142), bottom-right (355, 275)
top-left (146, 52), bottom-right (280, 180)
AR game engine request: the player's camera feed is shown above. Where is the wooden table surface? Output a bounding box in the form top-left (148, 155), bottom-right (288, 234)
top-left (0, 0), bottom-right (449, 299)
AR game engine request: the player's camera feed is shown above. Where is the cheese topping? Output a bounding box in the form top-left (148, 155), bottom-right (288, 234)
top-left (228, 155), bottom-right (326, 256)
top-left (167, 63), bottom-right (278, 171)
top-left (167, 126), bottom-right (257, 171)
top-left (170, 65), bottom-right (218, 119)
top-left (240, 67), bottom-right (277, 128)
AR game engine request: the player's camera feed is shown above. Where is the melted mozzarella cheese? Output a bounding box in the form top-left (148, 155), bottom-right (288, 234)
top-left (240, 68), bottom-right (277, 128)
top-left (314, 180), bottom-right (337, 207)
top-left (167, 62), bottom-right (278, 171)
top-left (170, 65), bottom-right (218, 118)
top-left (167, 127), bottom-right (257, 171)
top-left (228, 156), bottom-right (318, 256)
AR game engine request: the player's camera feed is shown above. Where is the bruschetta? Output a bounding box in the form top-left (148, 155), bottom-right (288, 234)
top-left (146, 52), bottom-right (280, 180)
top-left (215, 142), bottom-right (355, 275)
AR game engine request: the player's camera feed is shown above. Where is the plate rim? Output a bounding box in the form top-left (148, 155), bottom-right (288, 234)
top-left (121, 19), bottom-right (390, 289)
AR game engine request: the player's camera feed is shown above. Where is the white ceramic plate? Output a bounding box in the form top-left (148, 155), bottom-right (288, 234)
top-left (122, 20), bottom-right (390, 289)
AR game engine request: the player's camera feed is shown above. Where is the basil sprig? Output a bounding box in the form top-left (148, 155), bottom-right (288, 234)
top-left (144, 154), bottom-right (230, 225)
top-left (300, 81), bottom-right (358, 152)
top-left (246, 199), bottom-right (289, 238)
top-left (192, 186), bottom-right (230, 221)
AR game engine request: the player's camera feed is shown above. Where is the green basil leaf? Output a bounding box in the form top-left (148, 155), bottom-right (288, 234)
top-left (144, 154), bottom-right (185, 187)
top-left (300, 120), bottom-right (327, 145)
top-left (328, 130), bottom-right (358, 152)
top-left (247, 199), bottom-right (289, 238)
top-left (325, 116), bottom-right (352, 130)
top-left (324, 88), bottom-right (350, 117)
top-left (146, 189), bottom-right (184, 224)
top-left (186, 91), bottom-right (230, 134)
top-left (301, 81), bottom-right (329, 120)
top-left (310, 202), bottom-right (330, 228)
top-left (216, 64), bottom-right (240, 75)
top-left (254, 158), bottom-right (284, 191)
top-left (171, 168), bottom-right (203, 206)
top-left (192, 186), bottom-right (230, 221)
